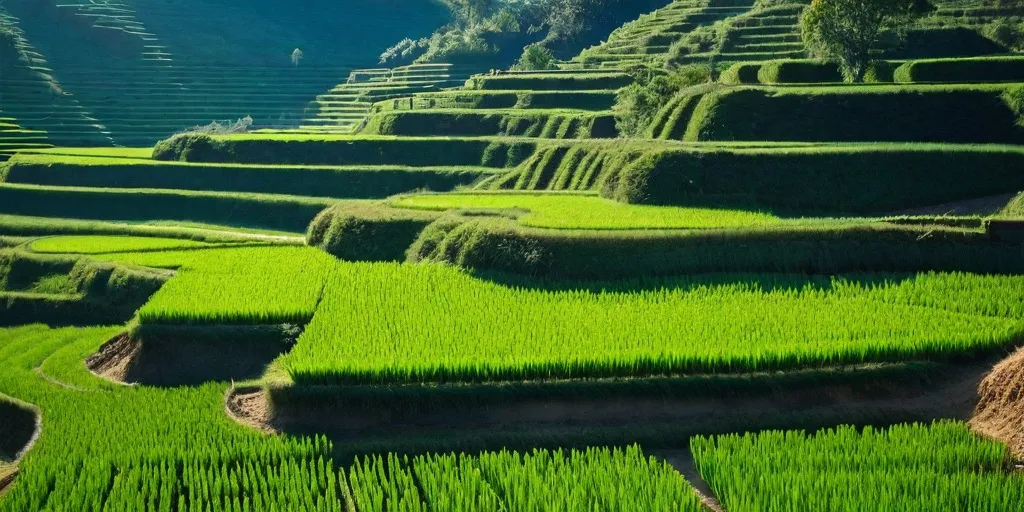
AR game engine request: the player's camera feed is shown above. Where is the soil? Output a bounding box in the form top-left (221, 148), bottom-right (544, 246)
top-left (86, 327), bottom-right (294, 387)
top-left (86, 333), bottom-right (140, 383)
top-left (226, 388), bottom-right (275, 435)
top-left (970, 347), bottom-right (1024, 459)
top-left (654, 449), bottom-right (725, 512)
top-left (886, 193), bottom-right (1017, 217)
top-left (228, 359), bottom-right (994, 457)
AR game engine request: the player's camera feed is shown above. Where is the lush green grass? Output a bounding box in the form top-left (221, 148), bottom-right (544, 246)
top-left (0, 214), bottom-right (305, 243)
top-left (0, 183), bottom-right (333, 233)
top-left (280, 265), bottom-right (1024, 385)
top-left (30, 236), bottom-right (222, 255)
top-left (2, 153), bottom-right (496, 199)
top-left (683, 84), bottom-right (1024, 143)
top-left (348, 445), bottom-right (703, 511)
top-left (692, 421), bottom-right (1023, 511)
top-left (895, 56), bottom-right (1024, 83)
top-left (390, 192), bottom-right (780, 230)
top-left (362, 110), bottom-right (617, 138)
top-left (410, 218), bottom-right (1024, 278)
top-left (98, 246), bottom-right (337, 325)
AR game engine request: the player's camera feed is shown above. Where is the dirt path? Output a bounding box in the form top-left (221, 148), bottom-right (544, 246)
top-left (654, 449), bottom-right (725, 512)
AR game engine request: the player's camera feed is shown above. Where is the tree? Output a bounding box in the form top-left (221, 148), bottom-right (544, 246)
top-left (513, 44), bottom-right (556, 71)
top-left (801, 0), bottom-right (928, 82)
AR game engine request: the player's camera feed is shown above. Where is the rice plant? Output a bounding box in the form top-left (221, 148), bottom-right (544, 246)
top-left (691, 421), bottom-right (1024, 512)
top-left (0, 325), bottom-right (344, 512)
top-left (101, 246), bottom-right (337, 325)
top-left (348, 445), bottom-right (703, 512)
top-left (281, 264), bottom-right (1024, 384)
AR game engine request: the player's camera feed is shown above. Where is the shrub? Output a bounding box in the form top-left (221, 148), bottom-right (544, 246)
top-left (513, 44), bottom-right (557, 71)
top-left (982, 18), bottom-right (1024, 51)
top-left (1004, 85), bottom-right (1024, 125)
top-left (614, 66), bottom-right (711, 138)
top-left (151, 133), bottom-right (226, 162)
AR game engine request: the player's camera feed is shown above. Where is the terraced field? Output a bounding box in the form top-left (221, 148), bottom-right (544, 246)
top-left (1, 0), bottom-right (1024, 509)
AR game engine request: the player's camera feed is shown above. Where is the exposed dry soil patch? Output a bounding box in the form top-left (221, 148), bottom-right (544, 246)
top-left (971, 347), bottom-right (1024, 459)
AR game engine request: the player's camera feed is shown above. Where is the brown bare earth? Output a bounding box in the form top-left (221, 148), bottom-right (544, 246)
top-left (226, 388), bottom-right (275, 435)
top-left (971, 347), bottom-right (1024, 459)
top-left (654, 449), bottom-right (725, 512)
top-left (86, 333), bottom-right (140, 383)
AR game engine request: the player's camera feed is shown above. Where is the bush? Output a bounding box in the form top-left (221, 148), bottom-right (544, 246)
top-left (614, 66), bottom-right (711, 138)
top-left (982, 19), bottom-right (1024, 51)
top-left (152, 133), bottom-right (226, 162)
top-left (176, 116), bottom-right (253, 136)
top-left (1005, 85), bottom-right (1024, 124)
top-left (513, 44), bottom-right (557, 71)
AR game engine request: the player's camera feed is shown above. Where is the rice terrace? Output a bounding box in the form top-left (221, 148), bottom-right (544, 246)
top-left (4, 0), bottom-right (1024, 509)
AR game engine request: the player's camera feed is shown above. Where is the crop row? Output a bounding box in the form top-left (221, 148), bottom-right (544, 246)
top-left (1, 326), bottom-right (1020, 510)
top-left (280, 264), bottom-right (1024, 385)
top-left (692, 421), bottom-right (1023, 511)
top-left (97, 246), bottom-right (337, 325)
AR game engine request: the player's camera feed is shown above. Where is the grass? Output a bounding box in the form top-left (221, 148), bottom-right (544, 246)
top-left (2, 153), bottom-right (495, 199)
top-left (30, 236), bottom-right (222, 255)
top-left (389, 192), bottom-right (781, 230)
top-left (0, 183), bottom-right (333, 233)
top-left (0, 214), bottom-right (305, 242)
top-left (692, 421), bottom-right (1024, 511)
top-left (280, 265), bottom-right (1024, 385)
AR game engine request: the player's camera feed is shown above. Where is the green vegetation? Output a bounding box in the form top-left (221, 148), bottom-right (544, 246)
top-left (682, 84), bottom-right (1024, 143)
top-left (281, 266), bottom-right (1024, 385)
top-left (0, 183), bottom-right (332, 233)
top-left (0, 325), bottom-right (345, 511)
top-left (0, 214), bottom-right (303, 243)
top-left (408, 219), bottom-right (1023, 278)
top-left (0, 251), bottom-right (166, 326)
top-left (390, 192), bottom-right (780, 229)
top-left (2, 152), bottom-right (496, 199)
top-left (30, 236), bottom-right (220, 255)
top-left (613, 67), bottom-right (712, 137)
top-left (693, 421), bottom-right (1023, 511)
top-left (801, 0), bottom-right (925, 82)
top-left (894, 55), bottom-right (1024, 82)
top-left (348, 445), bottom-right (703, 511)
top-left (362, 109), bottom-right (617, 138)
top-left (97, 246), bottom-right (336, 326)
